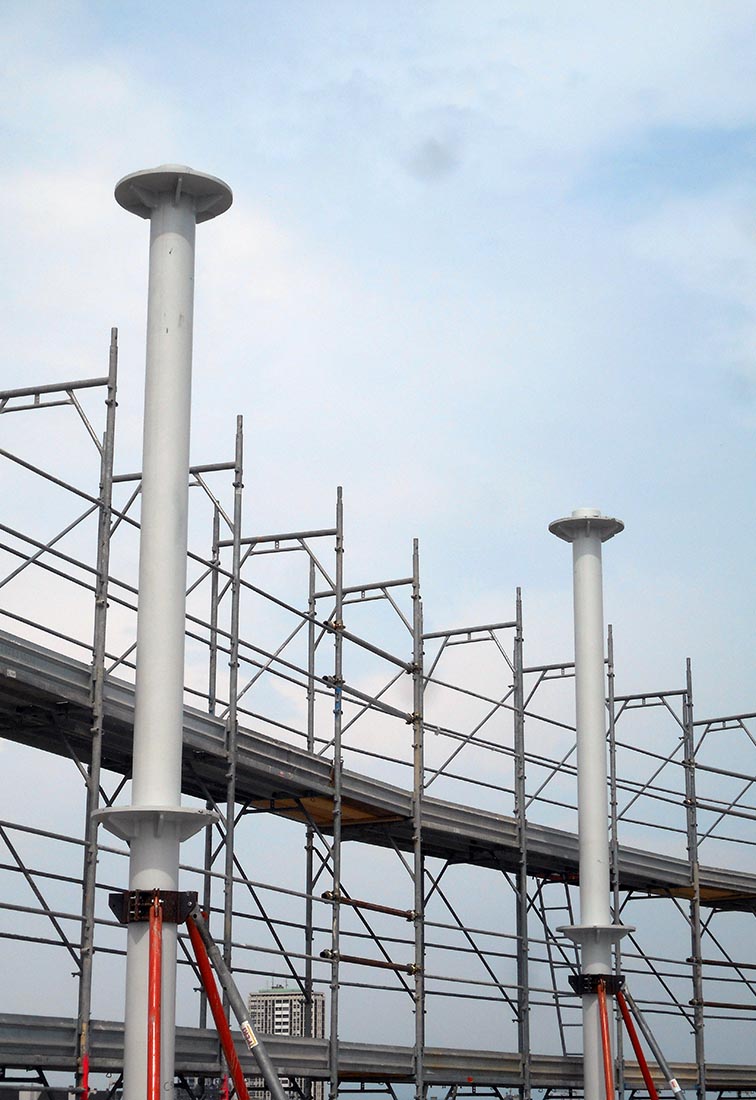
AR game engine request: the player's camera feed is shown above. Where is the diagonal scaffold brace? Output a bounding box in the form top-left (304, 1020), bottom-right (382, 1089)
top-left (186, 905), bottom-right (288, 1100)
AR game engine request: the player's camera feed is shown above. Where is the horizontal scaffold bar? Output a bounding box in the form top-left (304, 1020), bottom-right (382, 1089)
top-left (0, 376), bottom-right (110, 400)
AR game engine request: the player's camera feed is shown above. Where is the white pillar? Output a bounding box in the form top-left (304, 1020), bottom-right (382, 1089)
top-left (97, 165), bottom-right (231, 1100)
top-left (550, 508), bottom-right (629, 1100)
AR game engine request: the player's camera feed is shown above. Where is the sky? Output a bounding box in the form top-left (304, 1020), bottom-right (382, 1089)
top-left (2, 1), bottom-right (754, 717)
top-left (1, 0), bottom-right (756, 1082)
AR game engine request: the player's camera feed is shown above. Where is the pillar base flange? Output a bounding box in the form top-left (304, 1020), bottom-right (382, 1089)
top-left (558, 922), bottom-right (633, 945)
top-left (93, 805), bottom-right (215, 843)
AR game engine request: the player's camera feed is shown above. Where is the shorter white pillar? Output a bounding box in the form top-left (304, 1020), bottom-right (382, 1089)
top-left (550, 508), bottom-right (631, 1100)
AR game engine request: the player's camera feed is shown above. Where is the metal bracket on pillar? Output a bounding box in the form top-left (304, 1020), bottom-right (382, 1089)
top-left (109, 890), bottom-right (198, 925)
top-left (568, 973), bottom-right (625, 995)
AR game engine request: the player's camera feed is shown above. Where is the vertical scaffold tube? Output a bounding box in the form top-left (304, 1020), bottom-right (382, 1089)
top-left (411, 538), bottom-right (425, 1100)
top-left (201, 504), bottom-right (221, 1033)
top-left (96, 166), bottom-right (231, 1100)
top-left (513, 589), bottom-right (531, 1100)
top-left (607, 626), bottom-right (626, 1100)
top-left (549, 508), bottom-right (630, 1100)
top-left (304, 556), bottom-right (317, 1086)
top-left (224, 416), bottom-right (244, 993)
top-left (77, 329), bottom-right (118, 1095)
top-left (329, 487), bottom-right (344, 1100)
top-left (682, 658), bottom-right (706, 1100)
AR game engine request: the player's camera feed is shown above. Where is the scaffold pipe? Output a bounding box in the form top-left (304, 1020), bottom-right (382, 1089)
top-left (622, 987), bottom-right (684, 1099)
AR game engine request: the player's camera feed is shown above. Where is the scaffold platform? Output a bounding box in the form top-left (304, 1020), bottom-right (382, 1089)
top-left (2, 628), bottom-right (755, 910)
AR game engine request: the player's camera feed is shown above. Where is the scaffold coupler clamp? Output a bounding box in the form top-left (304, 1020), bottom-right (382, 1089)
top-left (108, 889), bottom-right (198, 924)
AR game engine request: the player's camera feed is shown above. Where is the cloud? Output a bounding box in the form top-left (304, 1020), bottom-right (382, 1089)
top-left (401, 134), bottom-right (461, 181)
top-left (627, 189), bottom-right (756, 305)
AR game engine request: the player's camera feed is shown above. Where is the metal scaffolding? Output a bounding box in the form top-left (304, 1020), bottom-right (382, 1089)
top-left (1, 342), bottom-right (756, 1099)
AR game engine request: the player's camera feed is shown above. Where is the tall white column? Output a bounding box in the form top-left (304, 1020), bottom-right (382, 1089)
top-left (550, 508), bottom-right (629, 1100)
top-left (97, 165), bottom-right (231, 1099)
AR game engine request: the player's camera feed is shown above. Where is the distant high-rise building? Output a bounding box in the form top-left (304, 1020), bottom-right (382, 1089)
top-left (247, 985), bottom-right (326, 1100)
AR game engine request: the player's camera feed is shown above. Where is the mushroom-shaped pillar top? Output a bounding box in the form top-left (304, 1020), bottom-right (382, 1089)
top-left (114, 164), bottom-right (232, 223)
top-left (549, 507), bottom-right (624, 544)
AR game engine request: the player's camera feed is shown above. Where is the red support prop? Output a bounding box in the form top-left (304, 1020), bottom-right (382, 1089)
top-left (186, 914), bottom-right (251, 1100)
top-left (617, 989), bottom-right (660, 1099)
top-left (597, 979), bottom-right (615, 1100)
top-left (147, 896), bottom-right (163, 1100)
top-left (81, 1052), bottom-right (90, 1100)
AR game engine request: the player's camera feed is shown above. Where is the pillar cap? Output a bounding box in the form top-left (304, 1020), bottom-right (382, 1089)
top-left (115, 165), bottom-right (232, 222)
top-left (549, 507), bottom-right (624, 543)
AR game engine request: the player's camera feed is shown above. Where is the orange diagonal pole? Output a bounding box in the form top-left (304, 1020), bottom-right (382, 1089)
top-left (597, 979), bottom-right (615, 1100)
top-left (147, 896), bottom-right (163, 1100)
